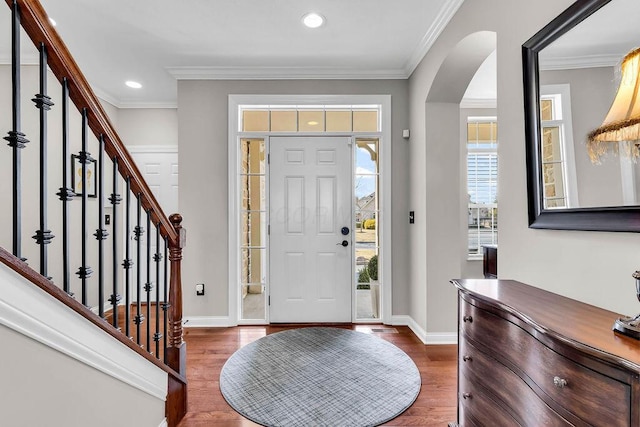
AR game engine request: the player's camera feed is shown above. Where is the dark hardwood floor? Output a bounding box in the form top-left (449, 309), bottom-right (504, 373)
top-left (178, 325), bottom-right (458, 426)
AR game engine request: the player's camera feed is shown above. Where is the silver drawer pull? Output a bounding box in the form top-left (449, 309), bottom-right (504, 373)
top-left (462, 355), bottom-right (473, 362)
top-left (463, 315), bottom-right (473, 323)
top-left (462, 393), bottom-right (472, 399)
top-left (553, 376), bottom-right (567, 388)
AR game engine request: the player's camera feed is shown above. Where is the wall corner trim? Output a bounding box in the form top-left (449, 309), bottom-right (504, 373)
top-left (389, 315), bottom-right (457, 345)
top-left (389, 315), bottom-right (428, 344)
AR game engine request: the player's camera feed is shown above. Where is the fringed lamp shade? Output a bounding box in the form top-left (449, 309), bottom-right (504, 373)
top-left (587, 47), bottom-right (640, 163)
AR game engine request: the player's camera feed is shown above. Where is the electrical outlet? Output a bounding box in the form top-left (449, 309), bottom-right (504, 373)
top-left (196, 283), bottom-right (205, 296)
top-left (105, 214), bottom-right (111, 225)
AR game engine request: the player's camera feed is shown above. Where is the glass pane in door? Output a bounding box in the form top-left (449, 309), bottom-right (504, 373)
top-left (240, 138), bottom-right (267, 321)
top-left (355, 138), bottom-right (380, 320)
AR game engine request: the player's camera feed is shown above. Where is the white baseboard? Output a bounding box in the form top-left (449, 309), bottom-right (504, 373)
top-left (183, 316), bottom-right (234, 327)
top-left (425, 332), bottom-right (458, 345)
top-left (389, 315), bottom-right (427, 344)
top-left (389, 315), bottom-right (457, 344)
top-left (0, 264), bottom-right (167, 400)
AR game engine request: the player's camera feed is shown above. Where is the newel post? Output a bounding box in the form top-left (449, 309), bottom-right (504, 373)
top-left (166, 213), bottom-right (186, 376)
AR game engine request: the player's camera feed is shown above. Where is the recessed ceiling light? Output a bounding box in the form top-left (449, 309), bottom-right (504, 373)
top-left (125, 80), bottom-right (142, 89)
top-left (48, 17), bottom-right (56, 27)
top-left (302, 12), bottom-right (325, 29)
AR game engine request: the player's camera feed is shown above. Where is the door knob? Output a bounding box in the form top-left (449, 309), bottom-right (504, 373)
top-left (341, 227), bottom-right (350, 235)
top-left (336, 240), bottom-right (349, 247)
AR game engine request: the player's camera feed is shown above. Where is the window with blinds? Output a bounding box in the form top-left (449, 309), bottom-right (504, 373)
top-left (467, 118), bottom-right (498, 256)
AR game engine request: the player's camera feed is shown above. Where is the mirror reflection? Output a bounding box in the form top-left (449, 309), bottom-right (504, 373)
top-left (537, 0), bottom-right (640, 209)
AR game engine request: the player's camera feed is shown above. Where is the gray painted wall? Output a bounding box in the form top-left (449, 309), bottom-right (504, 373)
top-left (117, 108), bottom-right (178, 147)
top-left (409, 0), bottom-right (640, 336)
top-left (1, 324), bottom-right (165, 427)
top-left (177, 79), bottom-right (409, 318)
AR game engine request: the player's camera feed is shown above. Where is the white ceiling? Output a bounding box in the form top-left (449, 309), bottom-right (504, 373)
top-left (3, 0), bottom-right (465, 107)
top-left (539, 0), bottom-right (640, 70)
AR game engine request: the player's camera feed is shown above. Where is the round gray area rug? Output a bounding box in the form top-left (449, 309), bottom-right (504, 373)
top-left (219, 327), bottom-right (421, 427)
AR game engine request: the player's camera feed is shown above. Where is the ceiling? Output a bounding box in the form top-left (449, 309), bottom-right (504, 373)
top-left (539, 0), bottom-right (640, 70)
top-left (3, 0), bottom-right (466, 108)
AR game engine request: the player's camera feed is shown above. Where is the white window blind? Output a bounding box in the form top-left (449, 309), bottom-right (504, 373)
top-left (467, 118), bottom-right (498, 256)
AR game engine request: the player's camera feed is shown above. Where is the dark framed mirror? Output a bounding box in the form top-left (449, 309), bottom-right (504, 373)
top-left (523, 0), bottom-right (640, 231)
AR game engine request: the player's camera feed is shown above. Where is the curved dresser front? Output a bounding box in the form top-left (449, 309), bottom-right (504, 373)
top-left (451, 279), bottom-right (640, 427)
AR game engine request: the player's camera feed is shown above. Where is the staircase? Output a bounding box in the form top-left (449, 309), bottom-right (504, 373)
top-left (1, 0), bottom-right (186, 425)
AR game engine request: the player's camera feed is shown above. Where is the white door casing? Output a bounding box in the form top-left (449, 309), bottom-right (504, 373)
top-left (228, 94), bottom-right (392, 327)
top-left (269, 137), bottom-right (352, 322)
top-left (129, 148), bottom-right (178, 303)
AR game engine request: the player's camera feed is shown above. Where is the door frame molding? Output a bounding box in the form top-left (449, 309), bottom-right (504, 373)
top-left (228, 94), bottom-right (392, 325)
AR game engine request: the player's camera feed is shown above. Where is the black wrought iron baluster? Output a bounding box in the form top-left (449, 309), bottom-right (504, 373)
top-left (133, 195), bottom-right (145, 345)
top-left (162, 238), bottom-right (169, 362)
top-left (145, 211), bottom-right (152, 352)
top-left (94, 135), bottom-right (108, 318)
top-left (154, 224), bottom-right (162, 358)
top-left (31, 42), bottom-right (55, 278)
top-left (76, 109), bottom-right (93, 306)
top-left (123, 178), bottom-right (133, 337)
top-left (5, 0), bottom-right (29, 261)
top-left (57, 78), bottom-right (75, 296)
top-left (110, 158), bottom-right (122, 328)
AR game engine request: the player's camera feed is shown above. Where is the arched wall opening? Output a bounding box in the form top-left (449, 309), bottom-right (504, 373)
top-left (423, 31), bottom-right (497, 333)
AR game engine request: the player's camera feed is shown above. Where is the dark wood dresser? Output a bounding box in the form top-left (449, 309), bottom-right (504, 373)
top-left (451, 279), bottom-right (640, 426)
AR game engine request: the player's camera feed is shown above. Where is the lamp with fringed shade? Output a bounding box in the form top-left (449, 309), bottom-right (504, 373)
top-left (587, 47), bottom-right (640, 164)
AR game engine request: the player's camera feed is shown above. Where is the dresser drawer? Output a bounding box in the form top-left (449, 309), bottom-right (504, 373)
top-left (459, 338), bottom-right (570, 426)
top-left (460, 297), bottom-right (631, 426)
top-left (459, 371), bottom-right (519, 427)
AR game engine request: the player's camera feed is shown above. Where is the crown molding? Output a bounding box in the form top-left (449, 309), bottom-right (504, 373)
top-left (539, 53), bottom-right (619, 71)
top-left (115, 101), bottom-right (178, 109)
top-left (403, 0), bottom-right (465, 76)
top-left (166, 66), bottom-right (408, 81)
top-left (460, 98), bottom-right (496, 109)
top-left (92, 87), bottom-right (177, 109)
top-left (167, 0), bottom-right (465, 82)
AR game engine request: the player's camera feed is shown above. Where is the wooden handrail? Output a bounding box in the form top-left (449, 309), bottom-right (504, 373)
top-left (4, 1), bottom-right (187, 424)
top-left (6, 0), bottom-right (178, 246)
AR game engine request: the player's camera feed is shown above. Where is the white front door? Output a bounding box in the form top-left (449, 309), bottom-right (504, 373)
top-left (269, 136), bottom-right (352, 322)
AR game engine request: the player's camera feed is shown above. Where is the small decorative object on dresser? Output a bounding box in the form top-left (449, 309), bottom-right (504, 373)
top-left (451, 279), bottom-right (640, 426)
top-left (481, 245), bottom-right (497, 278)
top-left (613, 271), bottom-right (640, 340)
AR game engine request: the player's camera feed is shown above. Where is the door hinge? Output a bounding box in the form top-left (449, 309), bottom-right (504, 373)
top-left (268, 296), bottom-right (271, 306)
top-left (267, 153), bottom-right (270, 164)
top-left (268, 224), bottom-right (270, 235)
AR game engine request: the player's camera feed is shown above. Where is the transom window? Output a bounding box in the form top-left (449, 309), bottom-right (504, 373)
top-left (240, 106), bottom-right (380, 133)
